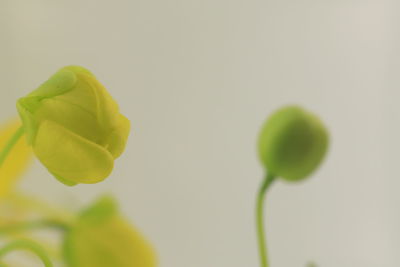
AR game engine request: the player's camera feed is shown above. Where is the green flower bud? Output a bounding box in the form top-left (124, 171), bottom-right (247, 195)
top-left (63, 196), bottom-right (157, 267)
top-left (258, 105), bottom-right (329, 181)
top-left (16, 66), bottom-right (130, 185)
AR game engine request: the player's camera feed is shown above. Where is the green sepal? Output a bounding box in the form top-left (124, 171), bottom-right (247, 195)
top-left (79, 195), bottom-right (117, 224)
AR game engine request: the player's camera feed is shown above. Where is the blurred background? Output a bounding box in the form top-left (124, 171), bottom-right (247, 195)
top-left (0, 0), bottom-right (398, 266)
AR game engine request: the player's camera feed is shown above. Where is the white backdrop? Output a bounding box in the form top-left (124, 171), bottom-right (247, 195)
top-left (0, 0), bottom-right (398, 266)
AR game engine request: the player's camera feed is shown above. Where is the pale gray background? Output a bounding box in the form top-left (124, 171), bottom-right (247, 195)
top-left (0, 0), bottom-right (398, 266)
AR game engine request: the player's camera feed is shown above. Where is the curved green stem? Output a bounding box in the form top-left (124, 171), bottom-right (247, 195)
top-left (0, 220), bottom-right (69, 236)
top-left (0, 239), bottom-right (53, 267)
top-left (0, 126), bottom-right (24, 169)
top-left (256, 173), bottom-right (276, 267)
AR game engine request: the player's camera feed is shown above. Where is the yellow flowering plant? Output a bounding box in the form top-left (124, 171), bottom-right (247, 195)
top-left (0, 194), bottom-right (157, 267)
top-left (63, 196), bottom-right (157, 267)
top-left (0, 65), bottom-right (330, 267)
top-left (0, 67), bottom-right (156, 267)
top-left (16, 66), bottom-right (130, 185)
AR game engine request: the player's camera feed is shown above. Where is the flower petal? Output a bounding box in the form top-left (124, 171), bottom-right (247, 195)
top-left (105, 115), bottom-right (131, 159)
top-left (33, 120), bottom-right (114, 184)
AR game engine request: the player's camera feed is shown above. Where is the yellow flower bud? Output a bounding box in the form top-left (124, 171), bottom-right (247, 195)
top-left (63, 196), bottom-right (157, 267)
top-left (258, 106), bottom-right (329, 181)
top-left (16, 66), bottom-right (130, 185)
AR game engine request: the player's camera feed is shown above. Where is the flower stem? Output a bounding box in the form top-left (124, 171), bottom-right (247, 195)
top-left (256, 173), bottom-right (276, 267)
top-left (0, 239), bottom-right (53, 267)
top-left (0, 219), bottom-right (69, 236)
top-left (0, 126), bottom-right (24, 169)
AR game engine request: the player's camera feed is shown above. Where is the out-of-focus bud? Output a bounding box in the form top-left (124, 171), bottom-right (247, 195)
top-left (258, 105), bottom-right (329, 181)
top-left (63, 196), bottom-right (157, 267)
top-left (16, 66), bottom-right (130, 185)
